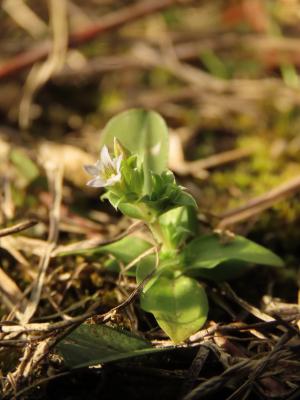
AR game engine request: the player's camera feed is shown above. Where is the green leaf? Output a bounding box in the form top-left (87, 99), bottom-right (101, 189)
top-left (183, 234), bottom-right (284, 274)
top-left (99, 236), bottom-right (154, 275)
top-left (120, 155), bottom-right (144, 194)
top-left (118, 203), bottom-right (151, 221)
top-left (101, 109), bottom-right (169, 194)
top-left (172, 191), bottom-right (198, 209)
top-left (141, 275), bottom-right (208, 343)
top-left (101, 236), bottom-right (150, 259)
top-left (136, 255), bottom-right (185, 285)
top-left (57, 234), bottom-right (155, 277)
top-left (57, 324), bottom-right (169, 369)
top-left (101, 191), bottom-right (122, 209)
top-left (10, 149), bottom-right (39, 183)
top-left (187, 260), bottom-right (252, 282)
top-left (58, 235), bottom-right (151, 258)
top-left (201, 49), bottom-right (229, 79)
top-left (140, 170), bottom-right (196, 216)
top-left (159, 206), bottom-right (198, 248)
top-left (136, 255), bottom-right (156, 284)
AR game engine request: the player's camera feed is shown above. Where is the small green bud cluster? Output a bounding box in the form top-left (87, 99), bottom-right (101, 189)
top-left (85, 138), bottom-right (196, 230)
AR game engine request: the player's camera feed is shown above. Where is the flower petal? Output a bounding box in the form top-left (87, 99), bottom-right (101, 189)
top-left (87, 177), bottom-right (106, 187)
top-left (84, 164), bottom-right (99, 176)
top-left (100, 146), bottom-right (113, 167)
top-left (95, 159), bottom-right (102, 170)
top-left (115, 154), bottom-right (123, 172)
top-left (106, 172), bottom-right (122, 186)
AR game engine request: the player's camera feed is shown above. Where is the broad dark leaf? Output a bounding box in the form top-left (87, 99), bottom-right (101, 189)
top-left (57, 324), bottom-right (169, 369)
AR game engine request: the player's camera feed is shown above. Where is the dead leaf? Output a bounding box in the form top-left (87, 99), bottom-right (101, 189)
top-left (38, 141), bottom-right (95, 187)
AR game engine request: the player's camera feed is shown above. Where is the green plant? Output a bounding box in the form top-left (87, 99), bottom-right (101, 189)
top-left (84, 109), bottom-right (284, 343)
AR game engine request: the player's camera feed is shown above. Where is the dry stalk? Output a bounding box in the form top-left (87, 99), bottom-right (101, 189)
top-left (218, 175), bottom-right (300, 229)
top-left (18, 0), bottom-right (68, 129)
top-left (21, 163), bottom-right (63, 324)
top-left (0, 219), bottom-right (38, 238)
top-left (0, 0), bottom-right (193, 80)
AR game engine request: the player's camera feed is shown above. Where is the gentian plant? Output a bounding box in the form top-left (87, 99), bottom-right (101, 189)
top-left (84, 109), bottom-right (283, 343)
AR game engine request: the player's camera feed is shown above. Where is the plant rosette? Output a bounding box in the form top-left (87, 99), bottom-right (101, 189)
top-left (82, 109), bottom-right (284, 344)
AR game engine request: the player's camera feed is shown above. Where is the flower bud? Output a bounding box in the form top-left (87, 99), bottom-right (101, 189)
top-left (113, 138), bottom-right (131, 159)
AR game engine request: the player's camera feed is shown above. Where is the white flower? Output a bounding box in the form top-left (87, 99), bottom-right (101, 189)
top-left (84, 145), bottom-right (122, 188)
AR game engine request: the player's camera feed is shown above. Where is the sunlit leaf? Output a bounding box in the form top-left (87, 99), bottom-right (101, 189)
top-left (57, 235), bottom-right (151, 258)
top-left (100, 236), bottom-right (152, 265)
top-left (141, 275), bottom-right (208, 343)
top-left (118, 203), bottom-right (151, 221)
top-left (172, 191), bottom-right (198, 209)
top-left (183, 234), bottom-right (284, 274)
top-left (159, 206), bottom-right (198, 248)
top-left (57, 235), bottom-right (153, 276)
top-left (101, 109), bottom-right (169, 193)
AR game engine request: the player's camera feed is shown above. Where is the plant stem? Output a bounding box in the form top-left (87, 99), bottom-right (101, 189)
top-left (148, 220), bottom-right (174, 253)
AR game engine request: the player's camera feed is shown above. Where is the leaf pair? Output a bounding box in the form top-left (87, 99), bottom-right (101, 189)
top-left (57, 233), bottom-right (284, 365)
top-left (139, 232), bottom-right (283, 343)
top-left (85, 231), bottom-right (283, 343)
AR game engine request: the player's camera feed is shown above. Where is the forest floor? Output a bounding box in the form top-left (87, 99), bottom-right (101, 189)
top-left (0, 1), bottom-right (300, 399)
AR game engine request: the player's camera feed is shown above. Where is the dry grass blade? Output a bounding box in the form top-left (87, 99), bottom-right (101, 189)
top-left (224, 332), bottom-right (293, 400)
top-left (180, 345), bottom-right (210, 397)
top-left (2, 0), bottom-right (47, 37)
top-left (21, 163), bottom-right (63, 324)
top-left (0, 267), bottom-right (26, 317)
top-left (2, 268), bottom-right (158, 399)
top-left (0, 0), bottom-right (193, 80)
top-left (122, 245), bottom-right (158, 272)
top-left (1, 266), bottom-right (157, 335)
top-left (220, 283), bottom-right (275, 323)
top-left (169, 133), bottom-right (251, 177)
top-left (0, 236), bottom-right (31, 268)
top-left (183, 357), bottom-right (256, 400)
top-left (19, 0), bottom-right (68, 129)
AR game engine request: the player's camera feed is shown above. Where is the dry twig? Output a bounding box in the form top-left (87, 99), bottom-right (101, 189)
top-left (0, 219), bottom-right (38, 238)
top-left (218, 175), bottom-right (300, 228)
top-left (0, 0), bottom-right (192, 80)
